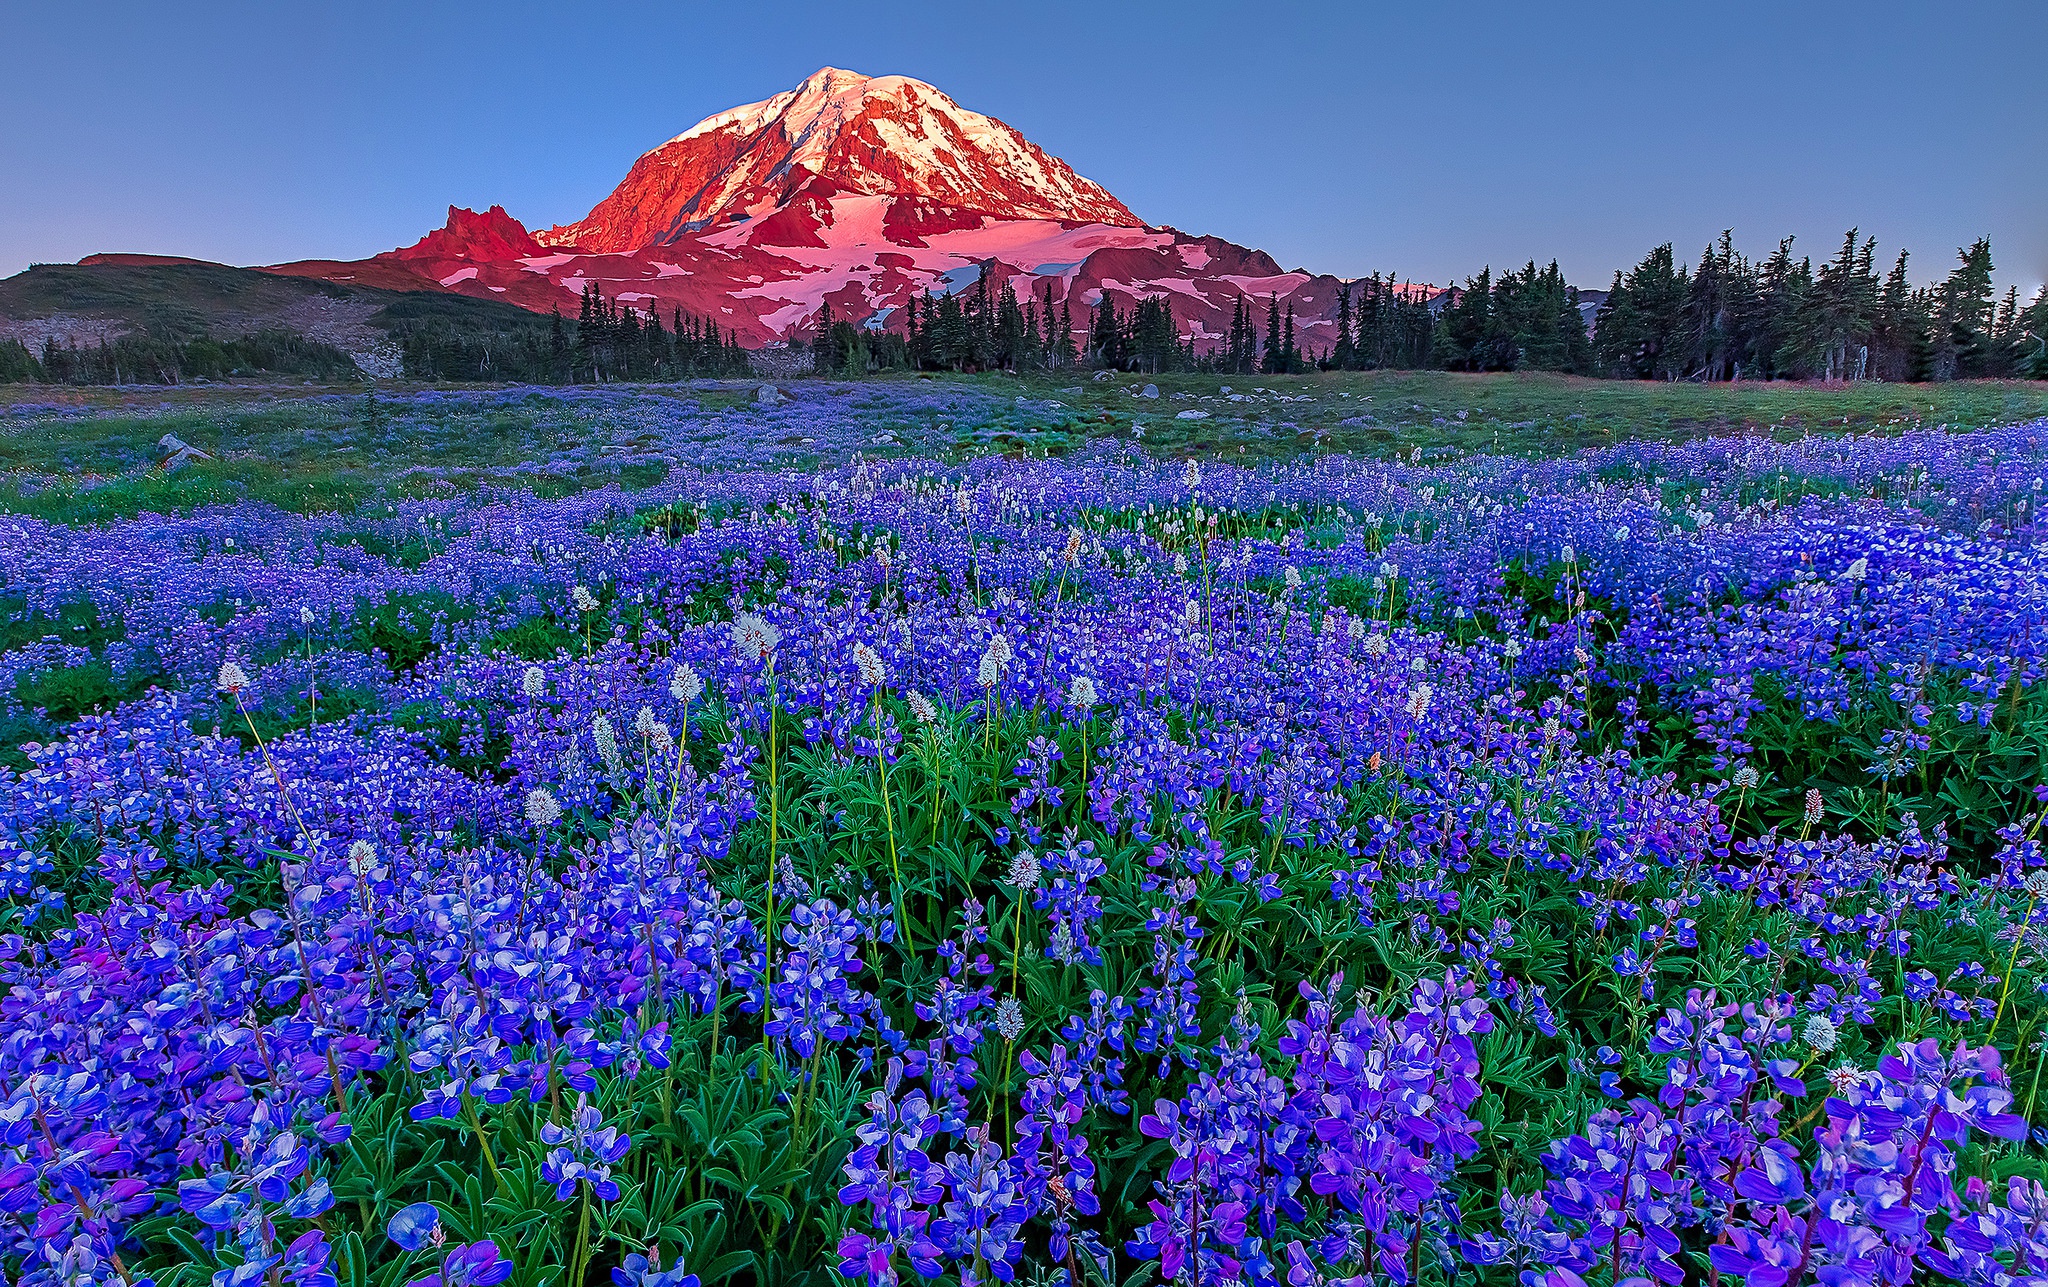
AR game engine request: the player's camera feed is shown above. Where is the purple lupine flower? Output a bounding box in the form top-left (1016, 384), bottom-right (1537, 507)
top-left (539, 1094), bottom-right (632, 1201)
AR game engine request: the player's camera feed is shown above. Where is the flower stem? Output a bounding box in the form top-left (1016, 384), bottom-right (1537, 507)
top-left (464, 1099), bottom-right (506, 1196)
top-left (571, 1184), bottom-right (592, 1287)
top-left (1991, 892), bottom-right (2038, 1046)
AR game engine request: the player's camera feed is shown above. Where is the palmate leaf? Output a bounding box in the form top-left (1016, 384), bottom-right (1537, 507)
top-left (432, 1159), bottom-right (561, 1260)
top-left (332, 1232), bottom-right (374, 1287)
top-left (327, 1093), bottom-right (450, 1233)
top-left (679, 1215), bottom-right (757, 1287)
top-left (593, 1178), bottom-right (733, 1267)
top-left (1481, 1023), bottom-right (1563, 1106)
top-left (130, 1220), bottom-right (217, 1287)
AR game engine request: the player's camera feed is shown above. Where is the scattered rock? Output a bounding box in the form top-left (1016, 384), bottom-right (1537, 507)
top-left (351, 349), bottom-right (403, 379)
top-left (1176, 409), bottom-right (1209, 420)
top-left (157, 434), bottom-right (213, 471)
top-left (755, 383), bottom-right (785, 406)
top-left (1091, 370), bottom-right (1112, 382)
top-left (1141, 384), bottom-right (1159, 399)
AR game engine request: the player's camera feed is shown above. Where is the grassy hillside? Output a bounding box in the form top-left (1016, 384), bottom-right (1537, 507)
top-left (2, 262), bottom-right (356, 335)
top-left (0, 261), bottom-right (559, 381)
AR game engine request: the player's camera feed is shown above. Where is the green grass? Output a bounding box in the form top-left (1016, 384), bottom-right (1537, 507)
top-left (3, 372), bottom-right (2045, 527)
top-left (952, 369), bottom-right (2048, 460)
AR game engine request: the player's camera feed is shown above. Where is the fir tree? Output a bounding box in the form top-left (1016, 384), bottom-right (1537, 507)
top-left (1932, 238), bottom-right (1996, 381)
top-left (548, 307), bottom-right (569, 384)
top-left (1333, 284), bottom-right (1355, 371)
top-left (1089, 296), bottom-right (1122, 369)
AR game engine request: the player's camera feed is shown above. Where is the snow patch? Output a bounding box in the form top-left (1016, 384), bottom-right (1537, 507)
top-left (934, 264), bottom-right (982, 296)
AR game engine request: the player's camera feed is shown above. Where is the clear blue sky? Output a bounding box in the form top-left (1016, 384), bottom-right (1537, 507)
top-left (6, 0), bottom-right (2043, 294)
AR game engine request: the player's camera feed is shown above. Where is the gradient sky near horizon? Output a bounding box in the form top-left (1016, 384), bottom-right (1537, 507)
top-left (7, 0), bottom-right (2044, 293)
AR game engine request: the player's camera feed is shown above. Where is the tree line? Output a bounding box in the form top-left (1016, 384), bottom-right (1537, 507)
top-left (1370, 231), bottom-right (2044, 381)
top-left (810, 231), bottom-right (2046, 383)
top-left (812, 271), bottom-right (1440, 377)
top-left (557, 284), bottom-right (752, 382)
top-left (811, 276), bottom-right (1087, 376)
top-left (1, 330), bottom-right (363, 384)
top-left (0, 285), bottom-right (752, 386)
top-left (1585, 232), bottom-right (2042, 381)
top-left (8, 229), bottom-right (2042, 385)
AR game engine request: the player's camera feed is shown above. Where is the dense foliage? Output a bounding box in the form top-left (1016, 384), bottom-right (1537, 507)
top-left (816, 230), bottom-right (2044, 383)
top-left (4, 423), bottom-right (2048, 1287)
top-left (563, 287), bottom-right (755, 384)
top-left (1587, 234), bottom-right (2047, 384)
top-left (0, 292), bottom-right (758, 388)
top-left (19, 330), bottom-right (364, 385)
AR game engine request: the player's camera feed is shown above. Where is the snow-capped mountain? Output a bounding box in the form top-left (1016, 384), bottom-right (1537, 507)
top-left (269, 67), bottom-right (1390, 353)
top-left (548, 67), bottom-right (1139, 252)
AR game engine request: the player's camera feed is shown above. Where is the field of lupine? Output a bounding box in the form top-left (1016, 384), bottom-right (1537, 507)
top-left (4, 402), bottom-right (2048, 1287)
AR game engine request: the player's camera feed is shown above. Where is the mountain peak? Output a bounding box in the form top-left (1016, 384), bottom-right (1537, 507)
top-left (666, 66), bottom-right (878, 148)
top-left (546, 66), bottom-right (1139, 253)
top-left (270, 67), bottom-right (1367, 356)
top-left (393, 206), bottom-right (544, 263)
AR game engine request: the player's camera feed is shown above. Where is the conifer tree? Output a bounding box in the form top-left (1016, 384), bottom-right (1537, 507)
top-left (1090, 297), bottom-right (1122, 368)
top-left (1592, 244), bottom-right (1690, 379)
top-left (1932, 238), bottom-right (1995, 380)
top-left (548, 307), bottom-right (569, 383)
top-left (642, 304), bottom-right (667, 378)
top-left (1990, 285), bottom-right (2024, 378)
top-left (995, 282), bottom-right (1027, 371)
top-left (2021, 287), bottom-right (2048, 379)
top-left (1333, 284), bottom-right (1355, 370)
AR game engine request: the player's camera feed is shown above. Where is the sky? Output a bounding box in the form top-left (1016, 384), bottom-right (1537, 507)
top-left (6, 0), bottom-right (2044, 294)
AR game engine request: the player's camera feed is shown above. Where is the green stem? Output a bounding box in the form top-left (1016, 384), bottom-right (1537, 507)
top-left (464, 1100), bottom-right (506, 1196)
top-left (1010, 885), bottom-right (1027, 998)
top-left (2025, 1036), bottom-right (2046, 1125)
top-left (1080, 719), bottom-right (1090, 816)
top-left (876, 691), bottom-right (900, 880)
top-left (763, 668), bottom-right (780, 1070)
top-left (571, 1184), bottom-right (592, 1287)
top-left (927, 727), bottom-right (944, 846)
top-left (1991, 893), bottom-right (2038, 1047)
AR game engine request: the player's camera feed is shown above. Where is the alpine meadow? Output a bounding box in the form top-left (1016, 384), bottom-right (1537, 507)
top-left (4, 42), bottom-right (2048, 1287)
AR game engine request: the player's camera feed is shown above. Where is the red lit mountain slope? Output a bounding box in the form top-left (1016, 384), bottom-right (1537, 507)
top-left (549, 67), bottom-right (1139, 252)
top-left (262, 68), bottom-right (1416, 355)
